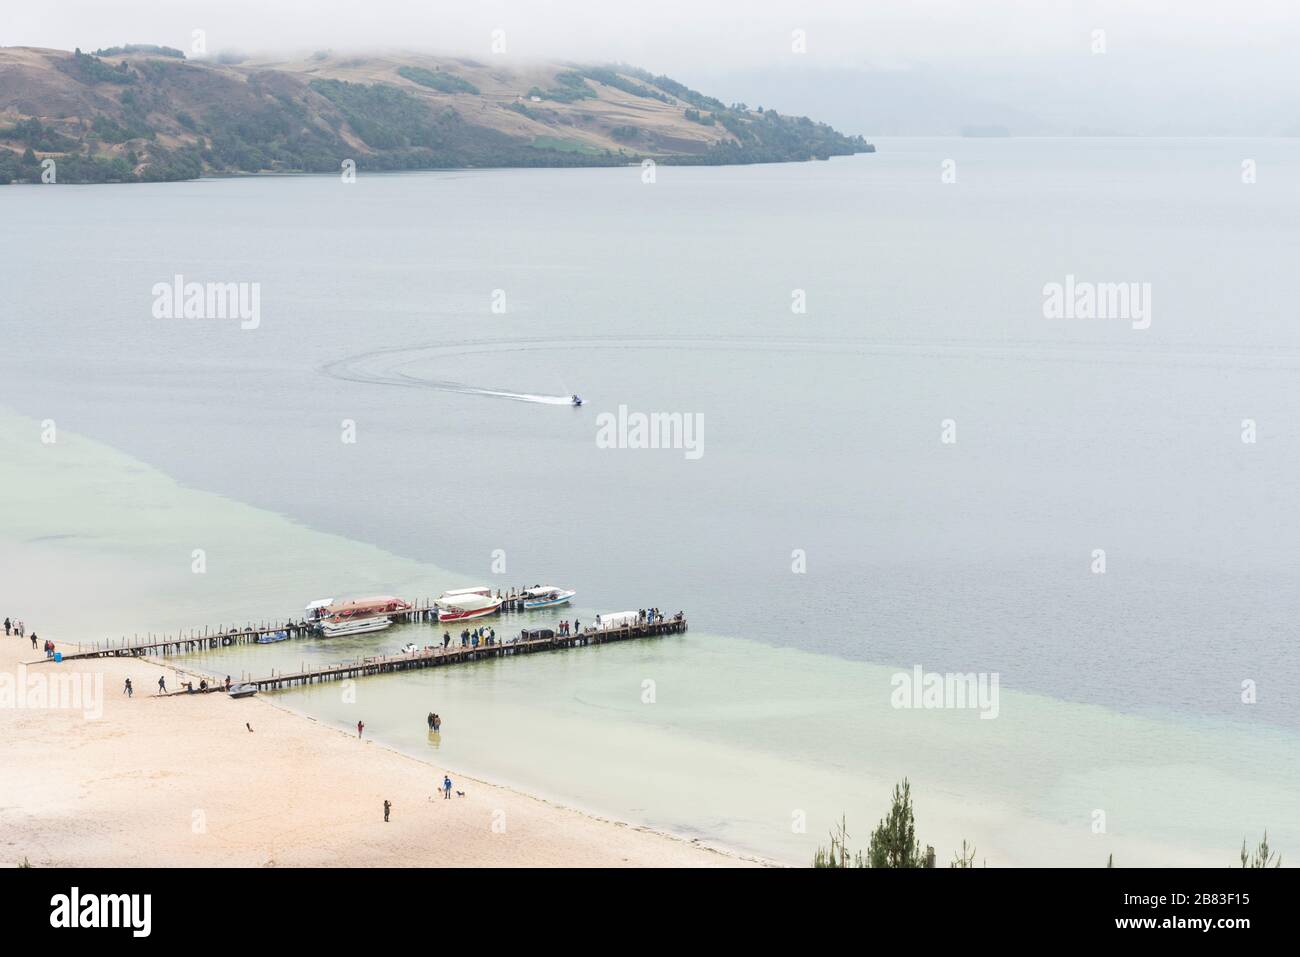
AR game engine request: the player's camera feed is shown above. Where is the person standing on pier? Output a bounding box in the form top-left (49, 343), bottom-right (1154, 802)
top-left (357, 719), bottom-right (365, 739)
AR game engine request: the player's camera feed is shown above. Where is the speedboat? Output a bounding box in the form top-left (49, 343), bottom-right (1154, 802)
top-left (228, 683), bottom-right (258, 699)
top-left (319, 595), bottom-right (411, 637)
top-left (571, 394), bottom-right (583, 407)
top-left (400, 642), bottom-right (419, 654)
top-left (256, 630), bottom-right (290, 644)
top-left (521, 586), bottom-right (576, 610)
top-left (435, 590), bottom-right (503, 622)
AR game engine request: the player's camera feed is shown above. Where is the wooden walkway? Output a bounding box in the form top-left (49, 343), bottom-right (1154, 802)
top-left (247, 617), bottom-right (686, 691)
top-left (51, 593), bottom-right (581, 661)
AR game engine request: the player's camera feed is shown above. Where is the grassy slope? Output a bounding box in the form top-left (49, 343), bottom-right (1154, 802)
top-left (0, 47), bottom-right (872, 183)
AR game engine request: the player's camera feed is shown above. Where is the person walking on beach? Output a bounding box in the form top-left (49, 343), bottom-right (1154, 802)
top-left (157, 675), bottom-right (167, 694)
top-left (3, 617), bottom-right (10, 636)
top-left (17, 621), bottom-right (24, 638)
top-left (123, 677), bottom-right (133, 697)
top-left (443, 775), bottom-right (452, 799)
top-left (383, 799), bottom-right (391, 822)
top-left (30, 632), bottom-right (37, 651)
top-left (357, 719), bottom-right (364, 739)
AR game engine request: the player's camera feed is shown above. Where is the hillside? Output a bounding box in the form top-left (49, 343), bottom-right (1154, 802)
top-left (0, 46), bottom-right (873, 184)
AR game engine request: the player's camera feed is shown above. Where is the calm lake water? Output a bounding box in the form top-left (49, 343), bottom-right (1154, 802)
top-left (3, 138), bottom-right (1299, 864)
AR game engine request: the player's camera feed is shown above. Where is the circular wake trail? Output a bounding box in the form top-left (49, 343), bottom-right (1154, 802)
top-left (320, 334), bottom-right (1300, 405)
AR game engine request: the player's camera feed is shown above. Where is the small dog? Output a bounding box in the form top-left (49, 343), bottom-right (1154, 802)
top-left (456, 790), bottom-right (465, 798)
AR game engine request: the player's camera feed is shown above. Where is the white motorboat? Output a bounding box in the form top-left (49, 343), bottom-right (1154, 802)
top-left (521, 586), bottom-right (576, 609)
top-left (435, 590), bottom-right (503, 622)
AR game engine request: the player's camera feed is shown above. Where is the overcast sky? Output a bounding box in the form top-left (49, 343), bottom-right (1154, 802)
top-left (6, 1), bottom-right (1299, 135)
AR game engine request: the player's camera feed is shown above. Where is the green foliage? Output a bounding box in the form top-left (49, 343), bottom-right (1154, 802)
top-left (1240, 830), bottom-right (1281, 868)
top-left (577, 67), bottom-right (670, 103)
top-left (528, 74), bottom-right (596, 103)
top-left (530, 136), bottom-right (598, 154)
top-left (814, 779), bottom-right (946, 868)
top-left (61, 50), bottom-right (136, 85)
top-left (813, 816), bottom-right (865, 868)
top-left (93, 44), bottom-right (185, 59)
top-left (951, 840), bottom-right (979, 868)
top-left (0, 118), bottom-right (79, 151)
top-left (397, 66), bottom-right (480, 95)
top-left (626, 68), bottom-right (726, 111)
top-left (507, 101), bottom-right (541, 120)
top-left (867, 779), bottom-right (924, 868)
top-left (92, 113), bottom-right (153, 144)
top-left (609, 125), bottom-right (640, 141)
top-left (662, 108), bottom-right (872, 165)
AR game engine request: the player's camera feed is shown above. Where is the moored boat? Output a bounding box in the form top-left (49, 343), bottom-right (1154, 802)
top-left (321, 616), bottom-right (394, 637)
top-left (256, 630), bottom-right (290, 644)
top-left (318, 595), bottom-right (411, 638)
top-left (521, 586), bottom-right (576, 609)
top-left (228, 683), bottom-right (258, 699)
top-left (435, 590), bottom-right (503, 622)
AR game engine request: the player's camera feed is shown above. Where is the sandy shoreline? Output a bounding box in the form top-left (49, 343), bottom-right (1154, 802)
top-left (0, 636), bottom-right (755, 867)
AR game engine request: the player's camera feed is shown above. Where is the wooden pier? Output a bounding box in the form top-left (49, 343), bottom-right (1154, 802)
top-left (248, 616), bottom-right (686, 691)
top-left (51, 592), bottom-right (602, 662)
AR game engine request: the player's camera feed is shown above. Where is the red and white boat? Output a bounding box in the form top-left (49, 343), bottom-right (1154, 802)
top-left (435, 588), bottom-right (502, 622)
top-left (319, 596), bottom-right (412, 637)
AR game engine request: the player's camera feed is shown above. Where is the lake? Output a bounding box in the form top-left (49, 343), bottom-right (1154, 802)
top-left (3, 137), bottom-right (1298, 864)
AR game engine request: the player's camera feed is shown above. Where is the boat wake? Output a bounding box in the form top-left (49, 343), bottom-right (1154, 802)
top-left (320, 343), bottom-right (577, 405)
top-left (321, 333), bottom-right (1300, 406)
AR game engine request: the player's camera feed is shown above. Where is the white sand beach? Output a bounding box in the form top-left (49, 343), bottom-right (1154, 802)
top-left (0, 635), bottom-right (750, 867)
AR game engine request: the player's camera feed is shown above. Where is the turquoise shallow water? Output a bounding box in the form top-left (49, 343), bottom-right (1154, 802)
top-left (3, 138), bottom-right (1299, 864)
top-left (3, 405), bottom-right (1297, 866)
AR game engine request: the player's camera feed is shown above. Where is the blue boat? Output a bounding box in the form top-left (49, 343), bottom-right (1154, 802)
top-left (521, 587), bottom-right (576, 610)
top-left (256, 630), bottom-right (290, 644)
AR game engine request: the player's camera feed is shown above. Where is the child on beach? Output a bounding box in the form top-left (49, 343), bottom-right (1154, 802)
top-left (123, 678), bottom-right (133, 697)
